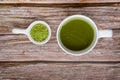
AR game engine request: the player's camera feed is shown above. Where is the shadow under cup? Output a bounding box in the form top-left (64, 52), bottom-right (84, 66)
top-left (57, 15), bottom-right (98, 55)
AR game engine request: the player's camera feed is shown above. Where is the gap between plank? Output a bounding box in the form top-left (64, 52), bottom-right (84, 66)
top-left (0, 61), bottom-right (120, 64)
top-left (0, 3), bottom-right (119, 7)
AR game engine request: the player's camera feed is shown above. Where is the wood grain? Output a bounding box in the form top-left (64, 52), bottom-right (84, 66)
top-left (0, 4), bottom-right (119, 61)
top-left (0, 62), bottom-right (120, 80)
top-left (0, 0), bottom-right (120, 4)
top-left (0, 1), bottom-right (120, 80)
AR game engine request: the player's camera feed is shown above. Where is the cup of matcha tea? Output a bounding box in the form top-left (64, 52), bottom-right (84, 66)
top-left (12, 21), bottom-right (51, 45)
top-left (57, 15), bottom-right (113, 56)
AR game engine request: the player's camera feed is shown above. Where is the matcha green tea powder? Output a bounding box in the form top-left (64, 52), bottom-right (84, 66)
top-left (30, 23), bottom-right (48, 42)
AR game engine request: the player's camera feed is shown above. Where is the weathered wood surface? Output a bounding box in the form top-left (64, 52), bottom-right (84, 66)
top-left (0, 4), bottom-right (120, 61)
top-left (0, 0), bottom-right (120, 4)
top-left (0, 0), bottom-right (120, 80)
top-left (0, 62), bottom-right (120, 80)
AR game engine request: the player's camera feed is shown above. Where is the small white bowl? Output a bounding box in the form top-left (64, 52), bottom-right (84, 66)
top-left (12, 21), bottom-right (51, 45)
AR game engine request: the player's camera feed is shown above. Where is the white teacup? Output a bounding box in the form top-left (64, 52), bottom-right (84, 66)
top-left (57, 15), bottom-right (113, 56)
top-left (12, 21), bottom-right (51, 45)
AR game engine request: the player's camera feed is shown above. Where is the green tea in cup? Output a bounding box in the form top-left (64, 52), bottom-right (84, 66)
top-left (57, 15), bottom-right (112, 56)
top-left (60, 18), bottom-right (94, 51)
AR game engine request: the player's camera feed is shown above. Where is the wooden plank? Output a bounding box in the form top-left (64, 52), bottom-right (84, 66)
top-left (0, 5), bottom-right (119, 61)
top-left (0, 0), bottom-right (120, 4)
top-left (0, 6), bottom-right (120, 34)
top-left (0, 62), bottom-right (120, 80)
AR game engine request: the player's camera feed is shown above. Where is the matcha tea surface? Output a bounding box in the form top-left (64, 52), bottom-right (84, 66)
top-left (60, 18), bottom-right (94, 51)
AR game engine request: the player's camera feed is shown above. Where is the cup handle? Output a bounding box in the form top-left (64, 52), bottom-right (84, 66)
top-left (12, 28), bottom-right (27, 34)
top-left (98, 30), bottom-right (113, 38)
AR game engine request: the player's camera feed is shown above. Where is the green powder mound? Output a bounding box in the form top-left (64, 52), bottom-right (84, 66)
top-left (30, 23), bottom-right (48, 42)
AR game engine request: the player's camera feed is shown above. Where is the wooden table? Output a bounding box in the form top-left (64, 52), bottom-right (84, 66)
top-left (0, 0), bottom-right (120, 80)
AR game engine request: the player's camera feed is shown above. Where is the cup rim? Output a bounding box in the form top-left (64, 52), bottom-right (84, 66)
top-left (57, 15), bottom-right (99, 56)
top-left (26, 21), bottom-right (51, 45)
